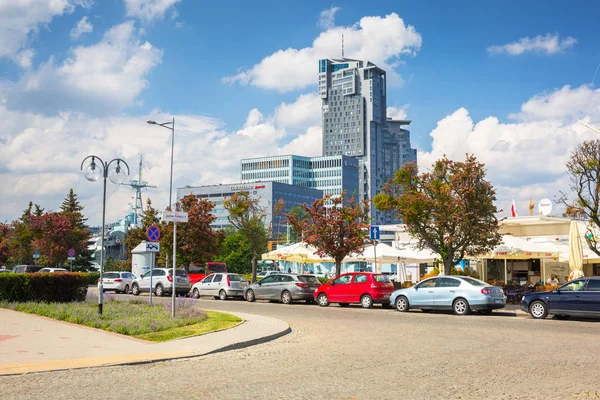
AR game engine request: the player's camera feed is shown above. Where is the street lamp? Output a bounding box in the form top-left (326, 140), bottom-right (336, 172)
top-left (81, 155), bottom-right (130, 315)
top-left (146, 118), bottom-right (175, 209)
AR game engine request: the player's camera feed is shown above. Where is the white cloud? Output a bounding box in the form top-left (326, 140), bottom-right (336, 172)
top-left (318, 7), bottom-right (340, 30)
top-left (0, 0), bottom-right (91, 63)
top-left (275, 92), bottom-right (321, 129)
top-left (124, 0), bottom-right (181, 22)
top-left (487, 33), bottom-right (577, 56)
top-left (2, 21), bottom-right (162, 115)
top-left (70, 16), bottom-right (93, 40)
top-left (223, 12), bottom-right (422, 92)
top-left (16, 49), bottom-right (35, 68)
top-left (386, 106), bottom-right (408, 120)
top-left (418, 85), bottom-right (600, 217)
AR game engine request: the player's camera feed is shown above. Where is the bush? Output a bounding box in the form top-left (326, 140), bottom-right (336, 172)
top-left (0, 272), bottom-right (89, 302)
top-left (84, 272), bottom-right (100, 285)
top-left (317, 276), bottom-right (330, 284)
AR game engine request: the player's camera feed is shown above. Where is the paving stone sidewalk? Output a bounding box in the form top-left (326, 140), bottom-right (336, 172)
top-left (0, 308), bottom-right (290, 376)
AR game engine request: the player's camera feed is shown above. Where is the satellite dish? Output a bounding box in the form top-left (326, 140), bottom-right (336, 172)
top-left (538, 198), bottom-right (553, 216)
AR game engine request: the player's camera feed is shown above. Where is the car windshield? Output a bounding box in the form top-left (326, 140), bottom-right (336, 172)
top-left (459, 277), bottom-right (486, 286)
top-left (104, 273), bottom-right (120, 279)
top-left (373, 274), bottom-right (390, 283)
top-left (298, 275), bottom-right (320, 283)
top-left (229, 275), bottom-right (247, 282)
top-left (168, 270), bottom-right (189, 277)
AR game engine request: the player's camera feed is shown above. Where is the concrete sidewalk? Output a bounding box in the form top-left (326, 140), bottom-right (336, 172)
top-left (0, 308), bottom-right (290, 376)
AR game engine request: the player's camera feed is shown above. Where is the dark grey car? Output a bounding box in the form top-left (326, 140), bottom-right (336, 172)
top-left (244, 273), bottom-right (322, 304)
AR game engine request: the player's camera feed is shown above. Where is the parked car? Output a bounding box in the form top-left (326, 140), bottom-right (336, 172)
top-left (185, 262), bottom-right (227, 284)
top-left (521, 277), bottom-right (600, 319)
top-left (12, 265), bottom-right (43, 273)
top-left (38, 268), bottom-right (68, 273)
top-left (101, 271), bottom-right (136, 294)
top-left (314, 273), bottom-right (394, 308)
top-left (191, 273), bottom-right (248, 300)
top-left (390, 276), bottom-right (506, 315)
top-left (245, 273), bottom-right (322, 304)
top-left (131, 268), bottom-right (191, 296)
top-left (257, 270), bottom-right (279, 279)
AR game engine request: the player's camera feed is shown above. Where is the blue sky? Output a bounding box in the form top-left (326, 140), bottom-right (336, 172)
top-left (1, 0), bottom-right (600, 223)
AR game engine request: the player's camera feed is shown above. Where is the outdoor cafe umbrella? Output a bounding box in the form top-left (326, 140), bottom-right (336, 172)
top-left (262, 242), bottom-right (333, 273)
top-left (568, 221), bottom-right (585, 280)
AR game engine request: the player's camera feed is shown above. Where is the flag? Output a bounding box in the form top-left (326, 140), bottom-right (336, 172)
top-left (511, 198), bottom-right (518, 217)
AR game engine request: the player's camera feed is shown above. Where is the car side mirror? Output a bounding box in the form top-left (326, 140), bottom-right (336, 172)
top-left (258, 281), bottom-right (262, 286)
top-left (330, 281), bottom-right (335, 286)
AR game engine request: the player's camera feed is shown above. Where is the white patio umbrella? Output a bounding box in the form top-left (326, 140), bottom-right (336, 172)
top-left (568, 221), bottom-right (585, 280)
top-left (262, 242), bottom-right (333, 273)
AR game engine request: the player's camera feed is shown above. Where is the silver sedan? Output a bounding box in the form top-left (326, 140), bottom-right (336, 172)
top-left (244, 274), bottom-right (321, 304)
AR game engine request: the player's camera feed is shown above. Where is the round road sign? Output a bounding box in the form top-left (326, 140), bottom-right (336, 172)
top-left (146, 224), bottom-right (160, 242)
top-left (67, 248), bottom-right (76, 257)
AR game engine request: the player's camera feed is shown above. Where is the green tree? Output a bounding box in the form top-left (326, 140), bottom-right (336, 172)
top-left (8, 202), bottom-right (35, 265)
top-left (374, 155), bottom-right (502, 274)
top-left (124, 198), bottom-right (164, 263)
top-left (29, 212), bottom-right (74, 267)
top-left (285, 192), bottom-right (370, 276)
top-left (60, 189), bottom-right (93, 270)
top-left (223, 192), bottom-right (270, 283)
top-left (0, 223), bottom-right (12, 266)
top-left (214, 228), bottom-right (252, 274)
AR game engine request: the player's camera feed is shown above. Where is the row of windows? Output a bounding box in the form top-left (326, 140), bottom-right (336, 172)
top-left (242, 159), bottom-right (289, 171)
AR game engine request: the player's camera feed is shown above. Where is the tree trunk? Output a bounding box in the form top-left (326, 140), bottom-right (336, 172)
top-left (442, 258), bottom-right (454, 276)
top-left (251, 255), bottom-right (258, 283)
top-left (335, 258), bottom-right (342, 277)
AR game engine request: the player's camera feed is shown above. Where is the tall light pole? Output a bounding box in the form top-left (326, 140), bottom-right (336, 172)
top-left (147, 118), bottom-right (178, 317)
top-left (81, 156), bottom-right (130, 315)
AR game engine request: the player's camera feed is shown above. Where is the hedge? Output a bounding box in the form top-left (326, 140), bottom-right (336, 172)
top-left (0, 272), bottom-right (89, 302)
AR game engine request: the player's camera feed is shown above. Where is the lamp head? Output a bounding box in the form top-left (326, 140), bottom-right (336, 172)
top-left (109, 160), bottom-right (128, 184)
top-left (146, 120), bottom-right (157, 125)
top-left (83, 157), bottom-right (102, 182)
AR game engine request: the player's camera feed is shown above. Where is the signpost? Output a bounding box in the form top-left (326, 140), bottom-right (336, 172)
top-left (370, 226), bottom-right (380, 273)
top-left (162, 211), bottom-right (189, 318)
top-left (146, 224), bottom-right (160, 306)
top-left (67, 248), bottom-right (76, 271)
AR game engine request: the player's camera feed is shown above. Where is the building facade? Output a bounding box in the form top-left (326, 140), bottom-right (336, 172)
top-left (177, 182), bottom-right (323, 234)
top-left (240, 154), bottom-right (359, 199)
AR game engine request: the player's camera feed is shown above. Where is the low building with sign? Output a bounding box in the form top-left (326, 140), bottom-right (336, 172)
top-left (177, 181), bottom-right (323, 233)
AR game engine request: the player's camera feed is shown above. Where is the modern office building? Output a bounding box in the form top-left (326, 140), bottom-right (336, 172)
top-left (318, 57), bottom-right (416, 224)
top-left (177, 182), bottom-right (323, 234)
top-left (240, 154), bottom-right (359, 200)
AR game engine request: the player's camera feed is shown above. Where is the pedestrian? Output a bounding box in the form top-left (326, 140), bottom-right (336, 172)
top-left (287, 267), bottom-right (292, 273)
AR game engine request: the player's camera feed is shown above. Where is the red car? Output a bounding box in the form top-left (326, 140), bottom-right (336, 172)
top-left (314, 272), bottom-right (394, 308)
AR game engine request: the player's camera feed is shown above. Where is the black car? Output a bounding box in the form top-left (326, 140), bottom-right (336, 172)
top-left (520, 277), bottom-right (600, 319)
top-left (12, 265), bottom-right (43, 273)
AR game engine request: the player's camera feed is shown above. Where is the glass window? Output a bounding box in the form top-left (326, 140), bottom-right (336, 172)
top-left (188, 264), bottom-right (206, 274)
top-left (417, 278), bottom-right (438, 289)
top-left (333, 275), bottom-right (352, 285)
top-left (151, 269), bottom-right (165, 277)
top-left (353, 274), bottom-right (368, 283)
top-left (438, 278), bottom-right (461, 288)
top-left (260, 276), bottom-right (277, 284)
top-left (585, 279), bottom-right (600, 292)
top-left (460, 277), bottom-right (486, 286)
top-left (202, 274), bottom-right (214, 283)
top-left (168, 270), bottom-right (188, 277)
top-left (373, 274), bottom-right (391, 283)
top-left (229, 274), bottom-right (247, 282)
top-left (298, 275), bottom-right (320, 284)
top-left (212, 274), bottom-right (223, 283)
top-left (104, 273), bottom-right (120, 279)
top-left (560, 280), bottom-right (585, 292)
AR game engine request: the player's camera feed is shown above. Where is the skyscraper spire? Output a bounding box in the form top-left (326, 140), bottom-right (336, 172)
top-left (342, 34), bottom-right (344, 57)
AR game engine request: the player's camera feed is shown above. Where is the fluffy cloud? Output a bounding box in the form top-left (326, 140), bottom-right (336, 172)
top-left (418, 85), bottom-right (600, 217)
top-left (0, 0), bottom-right (91, 63)
top-left (70, 16), bottom-right (93, 40)
top-left (1, 21), bottom-right (162, 115)
top-left (274, 92), bottom-right (321, 129)
top-left (510, 85), bottom-right (600, 121)
top-left (387, 106), bottom-right (408, 120)
top-left (124, 0), bottom-right (181, 22)
top-left (488, 33), bottom-right (577, 56)
top-left (223, 12), bottom-right (422, 92)
top-left (318, 7), bottom-right (340, 30)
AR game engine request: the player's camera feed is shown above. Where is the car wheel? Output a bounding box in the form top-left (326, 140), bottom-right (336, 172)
top-left (317, 293), bottom-right (329, 307)
top-left (452, 298), bottom-right (470, 315)
top-left (124, 285), bottom-right (129, 294)
top-left (281, 290), bottom-right (293, 305)
top-left (529, 301), bottom-right (548, 319)
top-left (338, 303), bottom-right (349, 307)
top-left (192, 288), bottom-right (200, 299)
top-left (219, 290), bottom-right (228, 301)
top-left (131, 283), bottom-right (140, 296)
top-left (246, 289), bottom-right (256, 302)
top-left (395, 296), bottom-right (409, 312)
top-left (360, 294), bottom-right (373, 309)
top-left (155, 284), bottom-right (164, 297)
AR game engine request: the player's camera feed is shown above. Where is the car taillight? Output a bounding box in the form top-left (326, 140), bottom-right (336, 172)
top-left (295, 282), bottom-right (308, 288)
top-left (167, 276), bottom-right (173, 282)
top-left (481, 288), bottom-right (492, 295)
top-left (227, 275), bottom-right (231, 286)
top-left (114, 279), bottom-right (123, 282)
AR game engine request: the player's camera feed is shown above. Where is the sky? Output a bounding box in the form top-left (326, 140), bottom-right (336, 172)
top-left (1, 0), bottom-right (600, 225)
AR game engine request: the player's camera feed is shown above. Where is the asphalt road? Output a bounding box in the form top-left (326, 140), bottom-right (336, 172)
top-left (2, 294), bottom-right (600, 400)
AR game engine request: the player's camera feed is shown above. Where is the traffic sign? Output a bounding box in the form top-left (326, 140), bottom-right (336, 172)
top-left (145, 242), bottom-right (160, 253)
top-left (68, 257), bottom-right (76, 261)
top-left (370, 226), bottom-right (380, 241)
top-left (33, 251), bottom-right (40, 259)
top-left (67, 248), bottom-right (76, 257)
top-left (146, 224), bottom-right (160, 242)
top-left (162, 211), bottom-right (189, 223)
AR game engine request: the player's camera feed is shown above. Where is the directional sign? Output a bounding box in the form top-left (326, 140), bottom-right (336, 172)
top-left (370, 225), bottom-right (380, 241)
top-left (67, 248), bottom-right (76, 257)
top-left (145, 242), bottom-right (160, 253)
top-left (146, 224), bottom-right (160, 242)
top-left (162, 211), bottom-right (189, 223)
top-left (33, 251), bottom-right (40, 259)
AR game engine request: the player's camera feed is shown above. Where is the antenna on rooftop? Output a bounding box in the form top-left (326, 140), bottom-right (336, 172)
top-left (342, 34), bottom-right (344, 58)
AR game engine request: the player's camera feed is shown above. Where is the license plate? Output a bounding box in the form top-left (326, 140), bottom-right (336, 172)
top-left (177, 278), bottom-right (184, 283)
top-left (105, 280), bottom-right (113, 283)
top-left (383, 294), bottom-right (390, 298)
top-left (494, 299), bottom-right (503, 304)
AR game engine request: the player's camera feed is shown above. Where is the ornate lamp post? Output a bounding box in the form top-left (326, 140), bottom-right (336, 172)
top-left (81, 155), bottom-right (130, 315)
